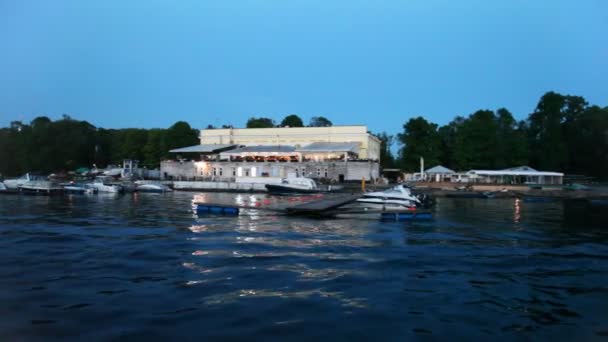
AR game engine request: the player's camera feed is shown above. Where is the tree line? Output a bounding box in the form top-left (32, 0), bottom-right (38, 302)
top-left (245, 115), bottom-right (332, 128)
top-left (0, 114), bottom-right (335, 177)
top-left (387, 91), bottom-right (608, 179)
top-left (0, 116), bottom-right (199, 176)
top-left (1, 91), bottom-right (606, 179)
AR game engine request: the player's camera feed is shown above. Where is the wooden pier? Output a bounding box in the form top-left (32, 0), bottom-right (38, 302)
top-left (285, 194), bottom-right (362, 216)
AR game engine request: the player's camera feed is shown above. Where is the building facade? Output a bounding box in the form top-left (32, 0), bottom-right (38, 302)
top-left (200, 126), bottom-right (380, 160)
top-left (161, 125), bottom-right (381, 182)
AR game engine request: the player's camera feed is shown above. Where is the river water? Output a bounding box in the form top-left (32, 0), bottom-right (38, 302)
top-left (0, 192), bottom-right (606, 340)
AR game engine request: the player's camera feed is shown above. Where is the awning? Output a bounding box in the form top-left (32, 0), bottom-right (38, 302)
top-left (221, 145), bottom-right (296, 155)
top-left (425, 165), bottom-right (455, 174)
top-left (468, 170), bottom-right (564, 177)
top-left (169, 144), bottom-right (237, 153)
top-left (296, 142), bottom-right (360, 153)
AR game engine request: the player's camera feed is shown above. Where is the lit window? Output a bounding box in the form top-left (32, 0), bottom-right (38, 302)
top-left (237, 167), bottom-right (243, 177)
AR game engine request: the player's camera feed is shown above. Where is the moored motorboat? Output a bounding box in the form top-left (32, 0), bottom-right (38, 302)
top-left (62, 183), bottom-right (97, 194)
top-left (3, 173), bottom-right (35, 190)
top-left (135, 181), bottom-right (173, 193)
top-left (19, 180), bottom-right (63, 195)
top-left (357, 185), bottom-right (433, 208)
top-left (265, 177), bottom-right (320, 195)
top-left (88, 177), bottom-right (123, 193)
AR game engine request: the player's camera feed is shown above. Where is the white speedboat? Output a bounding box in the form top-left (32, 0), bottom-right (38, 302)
top-left (357, 185), bottom-right (421, 208)
top-left (88, 177), bottom-right (123, 193)
top-left (19, 180), bottom-right (63, 195)
top-left (265, 177), bottom-right (319, 194)
top-left (135, 181), bottom-right (172, 193)
top-left (3, 173), bottom-right (34, 190)
top-left (62, 183), bottom-right (97, 194)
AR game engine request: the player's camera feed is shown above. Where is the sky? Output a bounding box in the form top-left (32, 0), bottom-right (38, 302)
top-left (0, 0), bottom-right (607, 139)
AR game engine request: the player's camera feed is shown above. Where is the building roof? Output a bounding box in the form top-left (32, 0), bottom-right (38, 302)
top-left (296, 142), bottom-right (360, 153)
top-left (468, 169), bottom-right (563, 177)
top-left (221, 145), bottom-right (296, 154)
top-left (169, 144), bottom-right (237, 153)
top-left (502, 166), bottom-right (538, 172)
top-left (425, 165), bottom-right (455, 174)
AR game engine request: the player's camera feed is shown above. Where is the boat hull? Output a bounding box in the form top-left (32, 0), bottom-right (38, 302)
top-left (265, 184), bottom-right (320, 195)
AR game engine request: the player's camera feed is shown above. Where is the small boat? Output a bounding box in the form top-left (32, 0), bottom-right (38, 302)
top-left (0, 181), bottom-right (15, 194)
top-left (62, 183), bottom-right (97, 194)
top-left (357, 185), bottom-right (430, 208)
top-left (88, 177), bottom-right (123, 193)
top-left (265, 178), bottom-right (320, 194)
top-left (19, 180), bottom-right (63, 195)
top-left (3, 173), bottom-right (35, 190)
top-left (135, 181), bottom-right (173, 193)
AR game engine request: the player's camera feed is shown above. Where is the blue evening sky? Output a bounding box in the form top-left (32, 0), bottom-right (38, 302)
top-left (1, 0), bottom-right (606, 139)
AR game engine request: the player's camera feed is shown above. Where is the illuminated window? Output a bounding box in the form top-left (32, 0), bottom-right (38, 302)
top-left (251, 167), bottom-right (257, 177)
top-left (237, 167), bottom-right (243, 177)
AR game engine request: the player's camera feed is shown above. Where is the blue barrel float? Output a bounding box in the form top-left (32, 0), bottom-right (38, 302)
top-left (380, 211), bottom-right (433, 221)
top-left (195, 204), bottom-right (240, 216)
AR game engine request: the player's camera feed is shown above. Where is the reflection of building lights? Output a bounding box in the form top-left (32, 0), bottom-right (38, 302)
top-left (514, 199), bottom-right (521, 223)
top-left (189, 225), bottom-right (208, 233)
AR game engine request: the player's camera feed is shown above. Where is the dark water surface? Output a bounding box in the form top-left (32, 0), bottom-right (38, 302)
top-left (1, 192), bottom-right (607, 341)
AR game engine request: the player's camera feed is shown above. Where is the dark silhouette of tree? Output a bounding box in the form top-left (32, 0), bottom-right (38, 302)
top-left (376, 132), bottom-right (395, 168)
top-left (280, 114), bottom-right (304, 127)
top-left (246, 117), bottom-right (275, 128)
top-left (398, 117), bottom-right (442, 171)
top-left (309, 116), bottom-right (332, 127)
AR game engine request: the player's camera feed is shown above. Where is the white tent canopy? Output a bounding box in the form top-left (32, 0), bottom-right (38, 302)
top-left (425, 165), bottom-right (455, 174)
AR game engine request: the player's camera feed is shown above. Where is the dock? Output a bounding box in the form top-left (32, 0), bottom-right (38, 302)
top-left (193, 193), bottom-right (435, 221)
top-left (285, 194), bottom-right (362, 216)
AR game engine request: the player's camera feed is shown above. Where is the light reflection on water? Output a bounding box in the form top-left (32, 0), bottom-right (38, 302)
top-left (0, 192), bottom-right (607, 340)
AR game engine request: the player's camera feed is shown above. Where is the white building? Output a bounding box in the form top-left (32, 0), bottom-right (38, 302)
top-left (467, 166), bottom-right (563, 185)
top-left (161, 125), bottom-right (381, 182)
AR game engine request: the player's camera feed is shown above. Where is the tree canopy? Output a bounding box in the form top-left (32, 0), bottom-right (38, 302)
top-left (391, 91), bottom-right (607, 179)
top-left (1, 91), bottom-right (606, 179)
top-left (397, 117), bottom-right (442, 171)
top-left (309, 116), bottom-right (332, 127)
top-left (0, 118), bottom-right (200, 176)
top-left (246, 117), bottom-right (275, 128)
top-left (280, 114), bottom-right (304, 127)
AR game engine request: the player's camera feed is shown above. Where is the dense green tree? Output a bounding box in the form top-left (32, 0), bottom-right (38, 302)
top-left (309, 116), bottom-right (332, 127)
top-left (376, 132), bottom-right (395, 168)
top-left (397, 117), bottom-right (442, 171)
top-left (142, 129), bottom-right (167, 167)
top-left (527, 92), bottom-right (570, 170)
top-left (280, 114), bottom-right (304, 127)
top-left (165, 121), bottom-right (199, 151)
top-left (437, 116), bottom-right (465, 169)
top-left (246, 117), bottom-right (275, 128)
